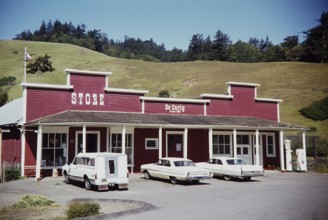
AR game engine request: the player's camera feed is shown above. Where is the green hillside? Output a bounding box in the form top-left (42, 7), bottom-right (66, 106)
top-left (1, 40), bottom-right (327, 139)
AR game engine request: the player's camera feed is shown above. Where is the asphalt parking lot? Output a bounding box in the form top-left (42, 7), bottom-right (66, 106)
top-left (0, 171), bottom-right (328, 220)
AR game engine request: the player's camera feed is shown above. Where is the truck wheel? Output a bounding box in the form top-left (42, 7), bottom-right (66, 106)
top-left (170, 176), bottom-right (178, 184)
top-left (64, 173), bottom-right (70, 184)
top-left (143, 171), bottom-right (151, 180)
top-left (243, 177), bottom-right (251, 181)
top-left (224, 175), bottom-right (232, 181)
top-left (84, 177), bottom-right (92, 190)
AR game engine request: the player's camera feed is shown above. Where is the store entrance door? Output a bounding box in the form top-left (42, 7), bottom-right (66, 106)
top-left (76, 131), bottom-right (99, 153)
top-left (167, 133), bottom-right (183, 158)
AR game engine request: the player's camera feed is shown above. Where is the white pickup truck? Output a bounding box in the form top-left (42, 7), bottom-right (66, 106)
top-left (62, 152), bottom-right (129, 191)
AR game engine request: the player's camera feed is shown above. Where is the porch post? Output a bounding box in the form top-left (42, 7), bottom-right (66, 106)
top-left (255, 129), bottom-right (260, 165)
top-left (106, 127), bottom-right (110, 152)
top-left (82, 124), bottom-right (86, 153)
top-left (158, 127), bottom-right (162, 158)
top-left (21, 130), bottom-right (26, 176)
top-left (35, 125), bottom-right (42, 181)
top-left (302, 131), bottom-right (307, 171)
top-left (208, 128), bottom-right (213, 159)
top-left (233, 129), bottom-right (237, 158)
top-left (122, 125), bottom-right (126, 154)
top-left (183, 128), bottom-right (188, 159)
top-left (279, 130), bottom-right (285, 171)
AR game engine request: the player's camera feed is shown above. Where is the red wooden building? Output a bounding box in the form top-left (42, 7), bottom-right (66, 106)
top-left (0, 69), bottom-right (307, 179)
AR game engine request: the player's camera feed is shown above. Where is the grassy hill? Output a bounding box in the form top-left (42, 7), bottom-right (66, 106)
top-left (1, 40), bottom-right (327, 140)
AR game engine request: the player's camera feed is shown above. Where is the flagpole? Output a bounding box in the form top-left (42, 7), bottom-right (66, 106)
top-left (24, 44), bottom-right (27, 83)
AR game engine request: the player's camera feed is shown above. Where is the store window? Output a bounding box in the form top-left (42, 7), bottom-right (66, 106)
top-left (42, 133), bottom-right (67, 167)
top-left (110, 132), bottom-right (134, 165)
top-left (266, 135), bottom-right (276, 157)
top-left (213, 134), bottom-right (231, 155)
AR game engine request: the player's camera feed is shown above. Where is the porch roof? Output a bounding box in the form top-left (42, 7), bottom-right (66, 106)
top-left (25, 110), bottom-right (305, 131)
top-left (25, 110), bottom-right (305, 130)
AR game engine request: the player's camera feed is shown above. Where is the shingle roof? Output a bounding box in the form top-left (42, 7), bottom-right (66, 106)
top-left (26, 110), bottom-right (305, 131)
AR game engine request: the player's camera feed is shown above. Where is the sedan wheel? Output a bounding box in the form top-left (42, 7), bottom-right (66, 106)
top-left (170, 176), bottom-right (178, 184)
top-left (84, 177), bottom-right (92, 190)
top-left (224, 175), bottom-right (232, 181)
top-left (144, 171), bottom-right (151, 180)
top-left (64, 173), bottom-right (70, 184)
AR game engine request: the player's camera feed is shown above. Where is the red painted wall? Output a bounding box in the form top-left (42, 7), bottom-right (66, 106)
top-left (206, 85), bottom-right (278, 121)
top-left (134, 128), bottom-right (160, 170)
top-left (1, 127), bottom-right (21, 163)
top-left (187, 129), bottom-right (209, 162)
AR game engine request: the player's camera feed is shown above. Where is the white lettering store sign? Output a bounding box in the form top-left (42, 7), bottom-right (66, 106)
top-left (165, 104), bottom-right (185, 113)
top-left (71, 92), bottom-right (104, 105)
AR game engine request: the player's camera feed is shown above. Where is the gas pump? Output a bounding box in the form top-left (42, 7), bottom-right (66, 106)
top-left (284, 139), bottom-right (293, 171)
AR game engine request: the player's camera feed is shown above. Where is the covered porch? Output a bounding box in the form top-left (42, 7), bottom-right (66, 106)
top-left (23, 110), bottom-right (307, 180)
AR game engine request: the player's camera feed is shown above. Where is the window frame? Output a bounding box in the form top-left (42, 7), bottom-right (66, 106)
top-left (266, 134), bottom-right (276, 157)
top-left (145, 138), bottom-right (159, 150)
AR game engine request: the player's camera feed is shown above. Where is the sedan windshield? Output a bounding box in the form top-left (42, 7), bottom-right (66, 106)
top-left (174, 160), bottom-right (196, 167)
top-left (226, 159), bottom-right (246, 165)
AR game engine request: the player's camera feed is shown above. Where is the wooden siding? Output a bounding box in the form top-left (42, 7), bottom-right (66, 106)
top-left (1, 127), bottom-right (21, 163)
top-left (206, 86), bottom-right (278, 121)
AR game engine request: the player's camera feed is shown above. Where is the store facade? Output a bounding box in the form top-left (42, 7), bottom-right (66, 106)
top-left (0, 69), bottom-right (307, 179)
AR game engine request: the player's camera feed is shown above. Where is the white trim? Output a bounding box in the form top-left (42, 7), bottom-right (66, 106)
top-left (21, 82), bottom-right (73, 90)
top-left (279, 130), bottom-right (285, 171)
top-left (141, 100), bottom-right (145, 113)
top-left (255, 130), bottom-right (260, 165)
top-left (302, 131), bottom-right (307, 171)
top-left (226, 81), bottom-right (260, 87)
top-left (105, 87), bottom-right (149, 94)
top-left (233, 129), bottom-right (237, 159)
top-left (35, 125), bottom-right (42, 180)
top-left (140, 96), bottom-right (210, 103)
top-left (106, 127), bottom-right (110, 152)
top-left (158, 127), bottom-right (162, 158)
top-left (64, 68), bottom-right (112, 76)
top-left (145, 138), bottom-right (159, 150)
top-left (266, 134), bottom-right (276, 157)
top-left (183, 128), bottom-right (188, 159)
top-left (255, 98), bottom-right (283, 103)
top-left (20, 131), bottom-right (25, 176)
top-left (208, 128), bottom-right (213, 159)
top-left (204, 103), bottom-right (207, 116)
top-left (200, 93), bottom-right (234, 99)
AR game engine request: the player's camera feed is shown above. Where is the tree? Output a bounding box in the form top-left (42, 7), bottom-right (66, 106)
top-left (187, 34), bottom-right (204, 61)
top-left (27, 54), bottom-right (55, 74)
top-left (229, 40), bottom-right (261, 62)
top-left (281, 35), bottom-right (299, 49)
top-left (0, 88), bottom-right (8, 107)
top-left (302, 11), bottom-right (328, 62)
top-left (212, 30), bottom-right (231, 61)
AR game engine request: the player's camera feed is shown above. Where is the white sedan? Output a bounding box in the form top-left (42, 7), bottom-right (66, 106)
top-left (196, 157), bottom-right (264, 181)
top-left (141, 157), bottom-right (213, 184)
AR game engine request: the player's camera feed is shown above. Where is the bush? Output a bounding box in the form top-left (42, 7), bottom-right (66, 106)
top-left (5, 168), bottom-right (20, 182)
top-left (12, 195), bottom-right (55, 209)
top-left (300, 96), bottom-right (328, 120)
top-left (66, 201), bottom-right (100, 219)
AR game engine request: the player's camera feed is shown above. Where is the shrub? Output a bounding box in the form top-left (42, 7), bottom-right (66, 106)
top-left (66, 201), bottom-right (100, 219)
top-left (12, 195), bottom-right (55, 209)
top-left (5, 168), bottom-right (20, 182)
top-left (300, 96), bottom-right (328, 120)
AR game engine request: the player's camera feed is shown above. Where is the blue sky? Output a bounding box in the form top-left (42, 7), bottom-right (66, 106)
top-left (0, 0), bottom-right (327, 50)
